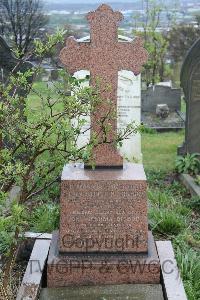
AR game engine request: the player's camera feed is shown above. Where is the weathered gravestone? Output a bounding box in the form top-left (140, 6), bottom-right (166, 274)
top-left (142, 85), bottom-right (181, 113)
top-left (73, 35), bottom-right (142, 162)
top-left (178, 38), bottom-right (200, 155)
top-left (47, 4), bottom-right (161, 290)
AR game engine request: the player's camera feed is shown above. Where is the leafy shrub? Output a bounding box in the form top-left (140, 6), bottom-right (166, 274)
top-left (146, 170), bottom-right (167, 187)
top-left (175, 153), bottom-right (200, 175)
top-left (0, 200), bottom-right (27, 254)
top-left (30, 203), bottom-right (59, 233)
top-left (0, 30), bottom-right (139, 294)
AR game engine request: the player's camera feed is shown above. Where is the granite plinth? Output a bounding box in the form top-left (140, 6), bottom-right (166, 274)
top-left (40, 284), bottom-right (164, 300)
top-left (47, 231), bottom-right (160, 287)
top-left (59, 163), bottom-right (148, 253)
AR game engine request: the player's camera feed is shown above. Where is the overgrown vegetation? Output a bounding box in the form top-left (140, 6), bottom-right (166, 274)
top-left (133, 0), bottom-right (172, 86)
top-left (0, 30), bottom-right (139, 297)
top-left (144, 140), bottom-right (200, 300)
top-left (175, 153), bottom-right (200, 189)
top-left (147, 172), bottom-right (200, 300)
top-left (132, 0), bottom-right (200, 87)
top-left (30, 202), bottom-right (59, 233)
top-left (175, 153), bottom-right (200, 175)
top-left (141, 131), bottom-right (199, 299)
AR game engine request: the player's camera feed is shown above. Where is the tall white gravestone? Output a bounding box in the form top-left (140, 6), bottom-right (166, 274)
top-left (74, 35), bottom-right (142, 162)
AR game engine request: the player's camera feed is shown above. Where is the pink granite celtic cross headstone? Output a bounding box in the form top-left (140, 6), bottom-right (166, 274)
top-left (60, 4), bottom-right (148, 168)
top-left (48, 6), bottom-right (161, 288)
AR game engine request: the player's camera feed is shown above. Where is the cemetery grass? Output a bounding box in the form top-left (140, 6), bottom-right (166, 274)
top-left (147, 175), bottom-right (200, 300)
top-left (143, 133), bottom-right (200, 300)
top-left (142, 130), bottom-right (184, 172)
top-left (27, 81), bottom-right (61, 112)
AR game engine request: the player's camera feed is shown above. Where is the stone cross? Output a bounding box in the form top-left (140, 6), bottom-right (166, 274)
top-left (60, 4), bottom-right (148, 168)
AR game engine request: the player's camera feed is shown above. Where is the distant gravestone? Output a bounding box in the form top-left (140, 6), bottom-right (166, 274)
top-left (142, 85), bottom-right (181, 113)
top-left (178, 38), bottom-right (200, 155)
top-left (74, 36), bottom-right (142, 162)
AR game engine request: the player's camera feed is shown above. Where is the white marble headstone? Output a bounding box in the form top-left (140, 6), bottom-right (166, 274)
top-left (73, 35), bottom-right (142, 162)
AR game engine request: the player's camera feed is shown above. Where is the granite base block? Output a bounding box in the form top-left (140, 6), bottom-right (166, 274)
top-left (40, 284), bottom-right (164, 300)
top-left (47, 231), bottom-right (160, 287)
top-left (59, 163), bottom-right (148, 253)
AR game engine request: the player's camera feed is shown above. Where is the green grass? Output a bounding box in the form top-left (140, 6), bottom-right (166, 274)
top-left (186, 196), bottom-right (200, 213)
top-left (27, 81), bottom-right (51, 108)
top-left (142, 131), bottom-right (184, 172)
top-left (149, 208), bottom-right (186, 235)
top-left (176, 247), bottom-right (200, 300)
top-left (147, 173), bottom-right (200, 300)
top-left (142, 131), bottom-right (200, 300)
top-left (27, 81), bottom-right (63, 116)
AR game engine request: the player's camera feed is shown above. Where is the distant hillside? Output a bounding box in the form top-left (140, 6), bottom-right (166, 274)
top-left (44, 1), bottom-right (143, 12)
top-left (44, 0), bottom-right (200, 13)
top-left (44, 0), bottom-right (200, 36)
